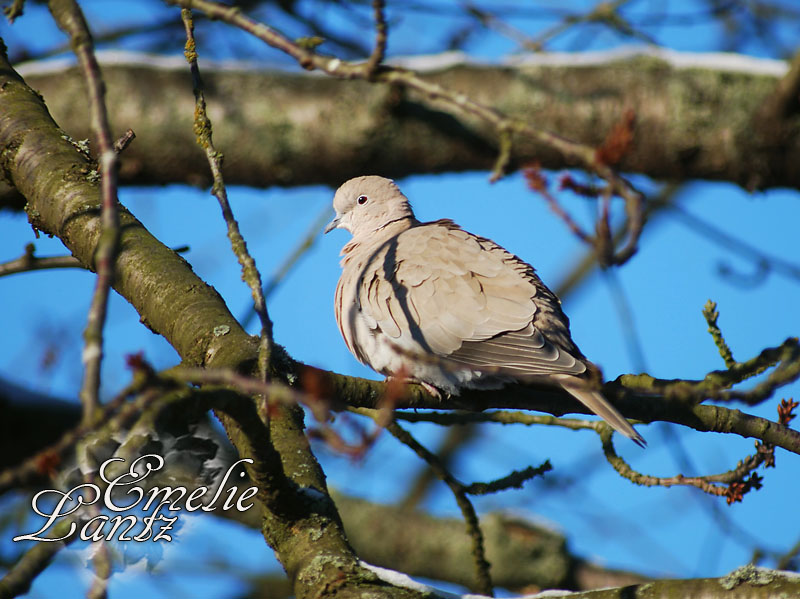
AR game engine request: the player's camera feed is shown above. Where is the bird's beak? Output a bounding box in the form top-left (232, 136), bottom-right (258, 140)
top-left (324, 214), bottom-right (341, 234)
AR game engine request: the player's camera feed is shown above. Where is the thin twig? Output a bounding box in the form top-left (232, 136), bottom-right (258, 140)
top-left (386, 421), bottom-right (494, 596)
top-left (241, 203), bottom-right (333, 329)
top-left (665, 203), bottom-right (800, 283)
top-left (618, 337), bottom-right (799, 405)
top-left (6, 20), bottom-right (180, 63)
top-left (180, 9), bottom-right (274, 382)
top-left (596, 188), bottom-right (613, 262)
top-left (166, 365), bottom-right (328, 421)
top-left (554, 183), bottom-right (680, 298)
top-left (601, 427), bottom-right (769, 503)
top-left (0, 243), bottom-right (82, 277)
top-left (614, 182), bottom-right (644, 264)
top-left (602, 268), bottom-right (648, 372)
top-left (471, 0), bottom-right (652, 53)
top-left (462, 461), bottom-right (551, 495)
top-left (777, 538), bottom-right (800, 570)
top-left (47, 0), bottom-right (121, 426)
top-left (264, 204), bottom-right (333, 300)
top-left (112, 128), bottom-right (136, 153)
top-left (3, 0), bottom-right (25, 23)
top-left (543, 0), bottom-right (639, 51)
top-left (703, 300), bottom-right (737, 369)
top-left (489, 126), bottom-right (513, 183)
top-left (463, 2), bottom-right (547, 52)
top-left (366, 407), bottom-right (605, 432)
top-left (399, 424), bottom-right (477, 509)
top-left (523, 166), bottom-right (593, 245)
top-left (364, 0), bottom-right (388, 78)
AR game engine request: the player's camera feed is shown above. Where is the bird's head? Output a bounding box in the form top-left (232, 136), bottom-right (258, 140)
top-left (325, 175), bottom-right (416, 237)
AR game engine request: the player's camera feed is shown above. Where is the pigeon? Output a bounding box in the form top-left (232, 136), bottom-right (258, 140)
top-left (325, 175), bottom-right (645, 446)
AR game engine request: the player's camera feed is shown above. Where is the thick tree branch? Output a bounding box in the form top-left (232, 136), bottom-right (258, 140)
top-left (2, 47), bottom-right (795, 213)
top-left (334, 493), bottom-right (649, 593)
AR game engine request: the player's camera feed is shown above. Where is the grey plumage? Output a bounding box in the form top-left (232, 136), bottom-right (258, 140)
top-left (326, 175), bottom-right (645, 446)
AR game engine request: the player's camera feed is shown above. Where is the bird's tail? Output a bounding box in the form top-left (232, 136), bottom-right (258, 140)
top-left (555, 376), bottom-right (646, 447)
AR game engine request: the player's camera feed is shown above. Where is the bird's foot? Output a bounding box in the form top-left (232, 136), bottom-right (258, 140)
top-left (384, 376), bottom-right (443, 399)
top-left (419, 380), bottom-right (443, 399)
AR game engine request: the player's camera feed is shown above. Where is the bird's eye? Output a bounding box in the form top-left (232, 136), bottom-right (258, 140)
top-left (357, 195), bottom-right (368, 205)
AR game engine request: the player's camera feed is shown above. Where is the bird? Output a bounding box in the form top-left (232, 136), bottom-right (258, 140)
top-left (325, 175), bottom-right (645, 446)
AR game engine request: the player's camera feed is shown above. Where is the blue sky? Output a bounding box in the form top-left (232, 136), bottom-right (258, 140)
top-left (1, 1), bottom-right (799, 597)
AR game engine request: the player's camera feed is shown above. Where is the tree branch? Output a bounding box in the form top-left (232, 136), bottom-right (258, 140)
top-left (48, 0), bottom-right (121, 425)
top-left (301, 336), bottom-right (800, 456)
top-left (0, 243), bottom-right (82, 277)
top-left (386, 421), bottom-right (494, 595)
top-left (180, 8), bottom-right (274, 380)
top-left (5, 48), bottom-right (795, 210)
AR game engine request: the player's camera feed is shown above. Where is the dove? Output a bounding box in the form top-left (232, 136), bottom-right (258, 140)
top-left (325, 176), bottom-right (645, 446)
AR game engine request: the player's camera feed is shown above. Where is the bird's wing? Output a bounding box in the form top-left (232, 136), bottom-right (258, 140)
top-left (358, 220), bottom-right (587, 377)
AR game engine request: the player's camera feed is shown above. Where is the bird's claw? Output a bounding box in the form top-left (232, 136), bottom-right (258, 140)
top-left (384, 376), bottom-right (443, 399)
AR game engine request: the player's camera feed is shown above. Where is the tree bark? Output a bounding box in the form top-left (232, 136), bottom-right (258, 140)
top-left (2, 47), bottom-right (795, 213)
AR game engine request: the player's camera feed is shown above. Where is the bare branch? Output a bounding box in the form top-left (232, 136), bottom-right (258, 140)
top-left (241, 203), bottom-right (333, 329)
top-left (321, 338), bottom-right (800, 456)
top-left (523, 165), bottom-right (594, 245)
top-left (180, 8), bottom-right (274, 381)
top-left (600, 427), bottom-right (771, 503)
top-left (0, 243), bottom-right (82, 277)
top-left (47, 0), bottom-right (121, 424)
top-left (112, 128), bottom-right (135, 153)
top-left (3, 0), bottom-right (25, 23)
top-left (386, 421), bottom-right (494, 596)
top-left (365, 0), bottom-right (388, 78)
top-left (703, 300), bottom-right (737, 369)
top-left (665, 203), bottom-right (800, 284)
